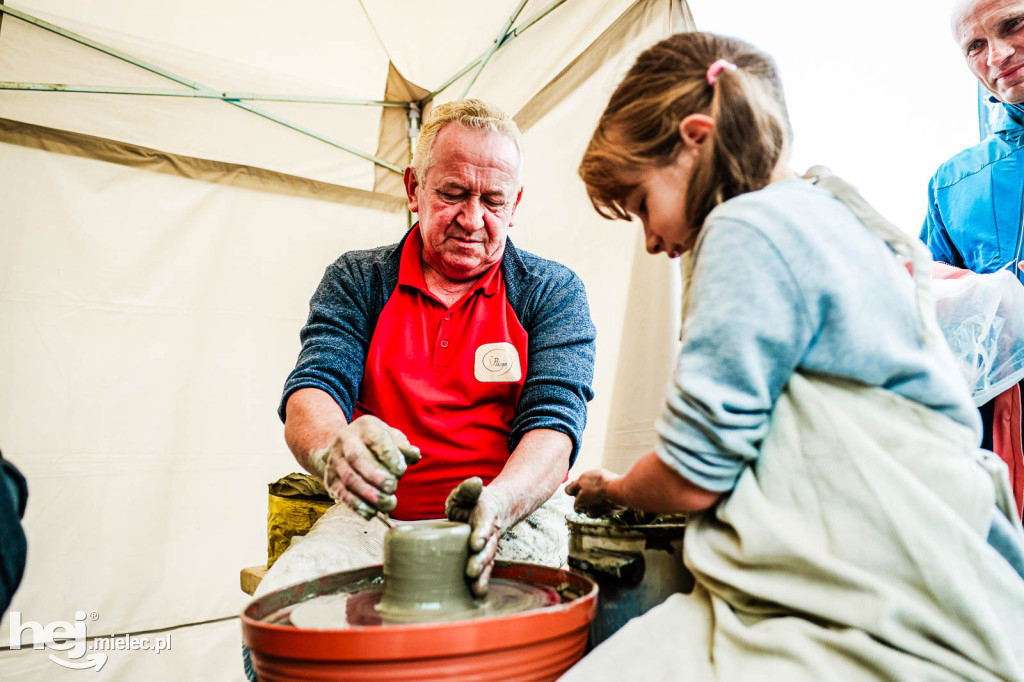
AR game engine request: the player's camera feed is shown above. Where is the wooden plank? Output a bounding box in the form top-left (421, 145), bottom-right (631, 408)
top-left (240, 565), bottom-right (268, 596)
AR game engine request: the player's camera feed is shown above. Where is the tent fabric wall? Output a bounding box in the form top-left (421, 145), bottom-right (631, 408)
top-left (0, 617), bottom-right (246, 679)
top-left (0, 136), bottom-right (408, 630)
top-left (0, 1), bottom-right (693, 677)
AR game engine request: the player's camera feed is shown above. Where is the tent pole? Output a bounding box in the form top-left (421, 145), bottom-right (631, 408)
top-left (406, 103), bottom-right (422, 228)
top-left (407, 103), bottom-right (422, 155)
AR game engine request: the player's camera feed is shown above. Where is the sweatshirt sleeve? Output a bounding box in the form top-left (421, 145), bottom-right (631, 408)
top-left (655, 219), bottom-right (814, 492)
top-left (511, 265), bottom-right (596, 466)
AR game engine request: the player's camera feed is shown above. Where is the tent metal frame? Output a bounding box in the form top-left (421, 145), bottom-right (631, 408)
top-left (0, 1), bottom-right (569, 175)
top-left (0, 83), bottom-right (409, 107)
top-left (0, 3), bottom-right (405, 173)
top-left (423, 0), bottom-right (567, 104)
top-left (458, 0), bottom-right (529, 99)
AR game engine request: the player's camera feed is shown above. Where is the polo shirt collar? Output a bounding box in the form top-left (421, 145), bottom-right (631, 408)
top-left (398, 223), bottom-right (504, 298)
top-left (397, 225), bottom-right (430, 292)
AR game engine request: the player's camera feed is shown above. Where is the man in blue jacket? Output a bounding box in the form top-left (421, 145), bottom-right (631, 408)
top-left (922, 0), bottom-right (1024, 464)
top-left (921, 0), bottom-right (1024, 277)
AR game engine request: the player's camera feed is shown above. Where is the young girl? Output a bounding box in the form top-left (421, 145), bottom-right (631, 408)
top-left (564, 32), bottom-right (1024, 681)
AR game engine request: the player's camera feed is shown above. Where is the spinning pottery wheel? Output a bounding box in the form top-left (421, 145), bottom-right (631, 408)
top-left (242, 520), bottom-right (598, 681)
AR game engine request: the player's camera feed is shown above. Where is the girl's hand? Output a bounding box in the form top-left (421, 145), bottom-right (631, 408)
top-left (565, 469), bottom-right (621, 517)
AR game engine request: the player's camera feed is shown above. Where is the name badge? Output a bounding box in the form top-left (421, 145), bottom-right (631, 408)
top-left (474, 342), bottom-right (522, 383)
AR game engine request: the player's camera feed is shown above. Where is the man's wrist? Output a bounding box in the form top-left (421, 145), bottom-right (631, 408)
top-left (477, 483), bottom-right (516, 533)
top-left (310, 446), bottom-right (331, 480)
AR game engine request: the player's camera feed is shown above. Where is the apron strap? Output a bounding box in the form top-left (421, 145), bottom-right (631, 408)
top-left (803, 166), bottom-right (939, 344)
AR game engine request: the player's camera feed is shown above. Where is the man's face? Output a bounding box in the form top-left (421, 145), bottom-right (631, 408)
top-left (405, 124), bottom-right (523, 284)
top-left (954, 0), bottom-right (1024, 104)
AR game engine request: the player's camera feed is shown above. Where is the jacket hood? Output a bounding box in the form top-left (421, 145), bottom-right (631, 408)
top-left (992, 95), bottom-right (1024, 135)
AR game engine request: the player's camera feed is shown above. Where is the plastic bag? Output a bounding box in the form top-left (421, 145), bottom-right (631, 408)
top-left (933, 268), bottom-right (1024, 406)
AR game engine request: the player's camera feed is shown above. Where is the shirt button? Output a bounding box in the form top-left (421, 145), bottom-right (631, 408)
top-left (440, 339), bottom-right (449, 349)
top-left (445, 314), bottom-right (452, 321)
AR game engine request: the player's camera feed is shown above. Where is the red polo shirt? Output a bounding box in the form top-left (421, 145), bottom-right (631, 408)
top-left (352, 229), bottom-right (528, 520)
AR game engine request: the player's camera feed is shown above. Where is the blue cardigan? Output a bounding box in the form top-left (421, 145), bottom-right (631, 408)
top-left (280, 229), bottom-right (597, 464)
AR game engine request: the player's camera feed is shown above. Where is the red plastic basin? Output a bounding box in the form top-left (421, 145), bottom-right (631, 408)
top-left (242, 561), bottom-right (598, 681)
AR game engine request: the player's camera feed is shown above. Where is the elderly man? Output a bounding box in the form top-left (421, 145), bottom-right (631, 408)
top-left (921, 0), bottom-right (1024, 276)
top-left (919, 0), bottom-right (1024, 489)
top-left (257, 99), bottom-right (596, 599)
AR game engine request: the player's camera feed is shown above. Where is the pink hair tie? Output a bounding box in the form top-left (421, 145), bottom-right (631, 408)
top-left (706, 59), bottom-right (737, 85)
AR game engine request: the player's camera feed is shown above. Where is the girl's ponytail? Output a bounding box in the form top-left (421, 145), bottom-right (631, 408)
top-left (686, 57), bottom-right (789, 228)
top-left (579, 32), bottom-right (792, 232)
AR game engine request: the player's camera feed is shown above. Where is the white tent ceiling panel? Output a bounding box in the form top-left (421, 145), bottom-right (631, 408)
top-left (360, 1), bottom-right (521, 91)
top-left (0, 14), bottom-right (177, 88)
top-left (437, 0), bottom-right (643, 113)
top-left (0, 4), bottom-right (392, 189)
top-left (9, 1), bottom-right (389, 92)
top-left (0, 1), bottom-right (680, 201)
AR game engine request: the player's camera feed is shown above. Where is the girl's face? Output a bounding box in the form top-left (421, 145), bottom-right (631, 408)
top-left (621, 145), bottom-right (700, 259)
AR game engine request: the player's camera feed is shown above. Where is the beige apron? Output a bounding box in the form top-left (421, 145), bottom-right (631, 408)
top-left (563, 172), bottom-right (1024, 682)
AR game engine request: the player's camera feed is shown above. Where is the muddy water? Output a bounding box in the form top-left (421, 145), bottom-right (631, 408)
top-left (286, 520), bottom-right (559, 629)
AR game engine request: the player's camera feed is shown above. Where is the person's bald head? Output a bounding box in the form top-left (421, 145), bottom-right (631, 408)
top-left (951, 0), bottom-right (1024, 103)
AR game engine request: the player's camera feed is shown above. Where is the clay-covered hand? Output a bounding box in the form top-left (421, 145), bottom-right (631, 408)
top-left (315, 415), bottom-right (421, 520)
top-left (564, 469), bottom-right (621, 518)
top-left (445, 477), bottom-right (503, 598)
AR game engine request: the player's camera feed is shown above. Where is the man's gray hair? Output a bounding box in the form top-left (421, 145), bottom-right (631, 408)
top-left (412, 99), bottom-right (523, 183)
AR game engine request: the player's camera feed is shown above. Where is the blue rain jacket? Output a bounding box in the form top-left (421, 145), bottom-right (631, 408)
top-left (920, 101), bottom-right (1024, 280)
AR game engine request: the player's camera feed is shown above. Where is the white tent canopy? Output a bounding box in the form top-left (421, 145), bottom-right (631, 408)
top-left (0, 1), bottom-right (691, 678)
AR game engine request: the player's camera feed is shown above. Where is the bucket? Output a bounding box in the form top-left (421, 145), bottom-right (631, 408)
top-left (567, 512), bottom-right (692, 647)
